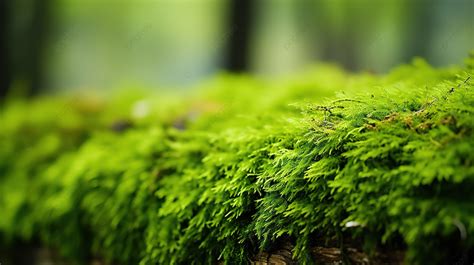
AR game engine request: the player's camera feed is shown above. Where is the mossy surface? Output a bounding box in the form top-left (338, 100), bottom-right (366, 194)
top-left (0, 58), bottom-right (473, 264)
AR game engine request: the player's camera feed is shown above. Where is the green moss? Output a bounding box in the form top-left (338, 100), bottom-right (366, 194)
top-left (0, 58), bottom-right (473, 264)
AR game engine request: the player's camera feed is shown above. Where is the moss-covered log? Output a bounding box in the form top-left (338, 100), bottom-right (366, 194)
top-left (0, 56), bottom-right (473, 264)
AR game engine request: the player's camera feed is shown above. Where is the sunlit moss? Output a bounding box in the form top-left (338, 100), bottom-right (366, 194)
top-left (0, 59), bottom-right (472, 264)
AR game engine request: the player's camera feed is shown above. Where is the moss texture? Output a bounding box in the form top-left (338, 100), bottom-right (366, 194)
top-left (0, 57), bottom-right (473, 264)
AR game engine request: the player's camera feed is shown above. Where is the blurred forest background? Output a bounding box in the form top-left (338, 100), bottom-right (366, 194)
top-left (0, 0), bottom-right (473, 98)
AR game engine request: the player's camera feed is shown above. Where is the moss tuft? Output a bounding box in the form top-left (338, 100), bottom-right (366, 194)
top-left (0, 60), bottom-right (473, 264)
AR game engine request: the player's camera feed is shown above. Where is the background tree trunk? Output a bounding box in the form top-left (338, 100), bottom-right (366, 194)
top-left (27, 0), bottom-right (52, 96)
top-left (0, 0), bottom-right (10, 100)
top-left (224, 0), bottom-right (254, 72)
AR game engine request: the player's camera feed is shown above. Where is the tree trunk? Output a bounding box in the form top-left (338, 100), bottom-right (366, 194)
top-left (0, 0), bottom-right (10, 100)
top-left (224, 0), bottom-right (254, 72)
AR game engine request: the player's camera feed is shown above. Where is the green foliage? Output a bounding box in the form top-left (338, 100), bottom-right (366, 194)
top-left (0, 59), bottom-right (473, 264)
